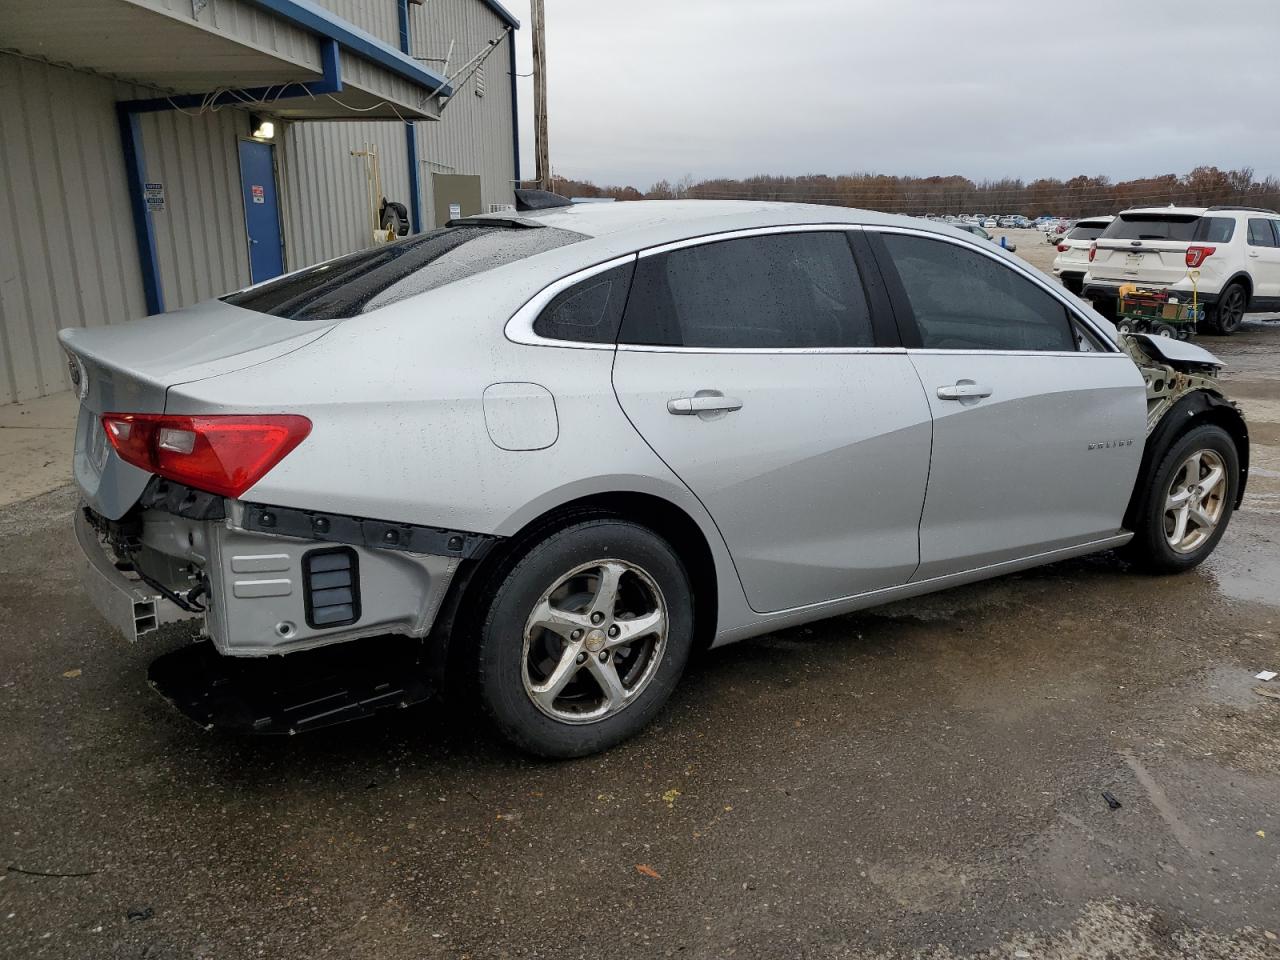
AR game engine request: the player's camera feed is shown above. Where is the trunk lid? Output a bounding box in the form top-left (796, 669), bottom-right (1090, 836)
top-left (1088, 211), bottom-right (1233, 286)
top-left (59, 299), bottom-right (336, 519)
top-left (1090, 239), bottom-right (1191, 286)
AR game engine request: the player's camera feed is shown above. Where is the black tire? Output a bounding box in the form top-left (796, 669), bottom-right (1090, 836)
top-left (1062, 276), bottom-right (1084, 295)
top-left (1122, 424), bottom-right (1239, 573)
top-left (1202, 282), bottom-right (1247, 335)
top-left (473, 518), bottom-right (694, 758)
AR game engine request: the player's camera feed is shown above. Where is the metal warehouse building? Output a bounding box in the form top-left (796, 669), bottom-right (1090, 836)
top-left (0, 0), bottom-right (520, 404)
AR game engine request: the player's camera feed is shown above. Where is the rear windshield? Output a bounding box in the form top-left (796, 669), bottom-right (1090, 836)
top-left (223, 224), bottom-right (587, 320)
top-left (1100, 214), bottom-right (1234, 244)
top-left (1066, 222), bottom-right (1110, 241)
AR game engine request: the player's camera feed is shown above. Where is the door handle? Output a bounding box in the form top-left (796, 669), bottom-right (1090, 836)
top-left (936, 381), bottom-right (993, 401)
top-left (667, 394), bottom-right (744, 415)
top-left (1248, 250), bottom-right (1260, 258)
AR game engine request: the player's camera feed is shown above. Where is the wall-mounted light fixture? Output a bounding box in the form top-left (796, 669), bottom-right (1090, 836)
top-left (250, 115), bottom-right (275, 140)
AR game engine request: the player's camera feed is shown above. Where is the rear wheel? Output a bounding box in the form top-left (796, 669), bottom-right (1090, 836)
top-left (473, 518), bottom-right (694, 757)
top-left (1123, 424), bottom-right (1238, 573)
top-left (1061, 276), bottom-right (1083, 295)
top-left (1203, 282), bottom-right (1247, 335)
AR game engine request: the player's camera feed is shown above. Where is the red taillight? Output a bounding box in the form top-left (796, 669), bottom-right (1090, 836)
top-left (1088, 242), bottom-right (1097, 262)
top-left (101, 413), bottom-right (311, 498)
top-left (1186, 245), bottom-right (1216, 268)
top-left (1057, 243), bottom-right (1069, 253)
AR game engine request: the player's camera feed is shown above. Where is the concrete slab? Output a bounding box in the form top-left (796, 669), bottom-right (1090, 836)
top-left (0, 390), bottom-right (77, 507)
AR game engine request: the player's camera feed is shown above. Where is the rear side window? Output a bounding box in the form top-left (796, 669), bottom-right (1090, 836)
top-left (223, 224), bottom-right (587, 320)
top-left (1247, 219), bottom-right (1279, 247)
top-left (619, 232), bottom-right (874, 349)
top-left (880, 233), bottom-right (1075, 352)
top-left (533, 262), bottom-right (634, 343)
top-left (1066, 222), bottom-right (1109, 241)
top-left (1101, 214), bottom-right (1233, 243)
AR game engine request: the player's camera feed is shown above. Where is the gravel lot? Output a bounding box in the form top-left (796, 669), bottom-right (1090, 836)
top-left (2, 245), bottom-right (1279, 959)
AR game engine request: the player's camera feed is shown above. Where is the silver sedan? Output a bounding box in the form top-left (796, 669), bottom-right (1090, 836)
top-left (61, 198), bottom-right (1248, 756)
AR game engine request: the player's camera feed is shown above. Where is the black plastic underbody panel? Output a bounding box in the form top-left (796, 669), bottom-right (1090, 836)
top-left (139, 477), bottom-right (226, 521)
top-left (242, 502), bottom-right (497, 560)
top-left (148, 636), bottom-right (434, 734)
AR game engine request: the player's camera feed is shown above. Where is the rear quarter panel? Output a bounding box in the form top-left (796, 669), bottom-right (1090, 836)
top-left (164, 267), bottom-right (757, 644)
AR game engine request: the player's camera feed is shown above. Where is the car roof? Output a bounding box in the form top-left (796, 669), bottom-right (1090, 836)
top-left (461, 199), bottom-right (947, 244)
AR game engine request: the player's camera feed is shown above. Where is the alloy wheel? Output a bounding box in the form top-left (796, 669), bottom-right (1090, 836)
top-left (521, 559), bottom-right (668, 724)
top-left (1163, 449), bottom-right (1228, 554)
top-left (1218, 287), bottom-right (1245, 333)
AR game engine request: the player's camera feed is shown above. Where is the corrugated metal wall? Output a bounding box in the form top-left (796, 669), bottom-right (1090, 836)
top-left (140, 108), bottom-right (253, 308)
top-left (411, 0), bottom-right (516, 226)
top-left (278, 120), bottom-right (412, 269)
top-left (0, 0), bottom-right (516, 404)
top-left (311, 0), bottom-right (401, 48)
top-left (0, 54), bottom-right (147, 403)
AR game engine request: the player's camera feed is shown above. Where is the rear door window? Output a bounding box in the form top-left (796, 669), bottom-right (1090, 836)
top-left (620, 232), bottom-right (875, 349)
top-left (879, 233), bottom-right (1075, 352)
top-left (223, 224), bottom-right (587, 320)
top-left (1247, 218), bottom-right (1279, 247)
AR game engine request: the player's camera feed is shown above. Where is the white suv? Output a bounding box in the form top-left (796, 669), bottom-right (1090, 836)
top-left (1083, 206), bottom-right (1280, 334)
top-left (1052, 216), bottom-right (1113, 295)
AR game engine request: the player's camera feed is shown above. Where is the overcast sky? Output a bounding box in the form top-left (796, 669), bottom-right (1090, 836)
top-left (501, 0), bottom-right (1280, 190)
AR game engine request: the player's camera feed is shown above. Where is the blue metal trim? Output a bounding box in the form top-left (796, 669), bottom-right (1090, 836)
top-left (396, 0), bottom-right (410, 51)
top-left (243, 0), bottom-right (452, 96)
top-left (397, 0), bottom-right (422, 233)
top-left (507, 30), bottom-right (519, 185)
top-left (115, 106), bottom-right (164, 315)
top-left (405, 124), bottom-right (422, 234)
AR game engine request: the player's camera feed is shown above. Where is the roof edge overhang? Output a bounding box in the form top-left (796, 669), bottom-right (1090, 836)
top-left (475, 0), bottom-right (521, 29)
top-left (244, 0), bottom-right (452, 97)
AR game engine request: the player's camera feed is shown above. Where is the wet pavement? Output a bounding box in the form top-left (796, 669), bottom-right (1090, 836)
top-left (2, 321), bottom-right (1279, 959)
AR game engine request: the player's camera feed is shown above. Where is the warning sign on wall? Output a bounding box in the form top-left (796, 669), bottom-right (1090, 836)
top-left (251, 184), bottom-right (265, 204)
top-left (144, 182), bottom-right (165, 212)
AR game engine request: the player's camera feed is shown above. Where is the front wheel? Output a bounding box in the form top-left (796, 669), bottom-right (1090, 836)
top-left (474, 519), bottom-right (694, 758)
top-left (1123, 424), bottom-right (1239, 573)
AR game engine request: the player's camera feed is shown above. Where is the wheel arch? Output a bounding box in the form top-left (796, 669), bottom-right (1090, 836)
top-left (430, 488), bottom-right (728, 682)
top-left (1220, 271), bottom-right (1253, 303)
top-left (1123, 389), bottom-right (1249, 531)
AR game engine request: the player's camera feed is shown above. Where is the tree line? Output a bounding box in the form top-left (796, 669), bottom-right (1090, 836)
top-left (534, 166), bottom-right (1280, 218)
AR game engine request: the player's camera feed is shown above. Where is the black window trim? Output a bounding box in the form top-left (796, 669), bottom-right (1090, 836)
top-left (616, 224), bottom-right (903, 354)
top-left (864, 225), bottom-right (1123, 356)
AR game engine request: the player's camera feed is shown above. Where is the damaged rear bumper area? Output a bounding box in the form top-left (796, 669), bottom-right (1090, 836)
top-left (74, 481), bottom-right (497, 731)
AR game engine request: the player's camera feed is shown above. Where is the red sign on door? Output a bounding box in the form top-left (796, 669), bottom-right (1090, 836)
top-left (251, 184), bottom-right (265, 204)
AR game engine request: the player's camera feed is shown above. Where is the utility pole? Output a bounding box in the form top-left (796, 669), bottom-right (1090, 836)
top-left (530, 0), bottom-right (550, 191)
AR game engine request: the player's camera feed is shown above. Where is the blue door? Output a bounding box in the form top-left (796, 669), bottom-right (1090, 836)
top-left (237, 140), bottom-right (284, 283)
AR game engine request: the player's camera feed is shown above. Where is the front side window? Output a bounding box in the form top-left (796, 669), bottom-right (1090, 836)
top-left (1247, 218), bottom-right (1279, 248)
top-left (620, 232), bottom-right (874, 349)
top-left (880, 233), bottom-right (1075, 352)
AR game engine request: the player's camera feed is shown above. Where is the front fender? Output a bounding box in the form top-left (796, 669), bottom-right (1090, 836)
top-left (1124, 389), bottom-right (1250, 531)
